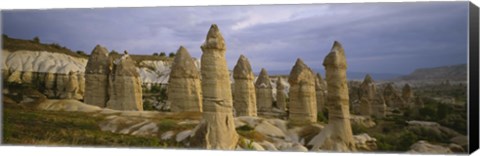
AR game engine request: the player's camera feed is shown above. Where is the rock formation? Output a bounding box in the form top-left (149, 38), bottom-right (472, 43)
top-left (372, 92), bottom-right (387, 118)
top-left (415, 96), bottom-right (424, 108)
top-left (167, 46), bottom-right (202, 112)
top-left (84, 45), bottom-right (111, 107)
top-left (106, 52), bottom-right (143, 111)
top-left (276, 77), bottom-right (287, 112)
top-left (255, 68), bottom-right (273, 113)
top-left (194, 24), bottom-right (238, 149)
top-left (309, 41), bottom-right (356, 151)
top-left (315, 73), bottom-right (327, 113)
top-left (358, 74), bottom-right (376, 116)
top-left (383, 83), bottom-right (405, 108)
top-left (64, 71), bottom-right (80, 99)
top-left (288, 58), bottom-right (317, 124)
top-left (233, 55), bottom-right (257, 116)
top-left (402, 83), bottom-right (414, 108)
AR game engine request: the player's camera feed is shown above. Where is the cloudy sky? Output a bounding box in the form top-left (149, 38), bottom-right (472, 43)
top-left (2, 2), bottom-right (469, 75)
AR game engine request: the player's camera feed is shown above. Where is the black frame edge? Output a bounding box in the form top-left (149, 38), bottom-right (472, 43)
top-left (469, 1), bottom-right (479, 154)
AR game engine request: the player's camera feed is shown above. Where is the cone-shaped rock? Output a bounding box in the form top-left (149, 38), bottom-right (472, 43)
top-left (372, 92), bottom-right (387, 118)
top-left (106, 53), bottom-right (143, 111)
top-left (358, 74), bottom-right (376, 116)
top-left (276, 77), bottom-right (287, 112)
top-left (168, 46), bottom-right (202, 112)
top-left (402, 83), bottom-right (414, 108)
top-left (193, 24), bottom-right (238, 149)
top-left (233, 55), bottom-right (257, 116)
top-left (255, 68), bottom-right (273, 113)
top-left (309, 41), bottom-right (355, 151)
top-left (383, 83), bottom-right (405, 108)
top-left (315, 73), bottom-right (327, 113)
top-left (288, 58), bottom-right (317, 124)
top-left (84, 45), bottom-right (111, 107)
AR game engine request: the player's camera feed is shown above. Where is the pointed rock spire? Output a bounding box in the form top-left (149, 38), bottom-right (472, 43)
top-left (233, 55), bottom-right (254, 80)
top-left (201, 24), bottom-right (226, 50)
top-left (363, 74), bottom-right (373, 84)
top-left (276, 77), bottom-right (287, 112)
top-left (170, 46), bottom-right (200, 79)
top-left (288, 58), bottom-right (317, 124)
top-left (255, 68), bottom-right (272, 88)
top-left (85, 45), bottom-right (110, 74)
top-left (309, 41), bottom-right (355, 151)
top-left (233, 55), bottom-right (257, 116)
top-left (255, 68), bottom-right (273, 113)
top-left (168, 46), bottom-right (203, 112)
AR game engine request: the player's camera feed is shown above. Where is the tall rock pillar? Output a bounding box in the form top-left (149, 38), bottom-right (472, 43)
top-left (309, 41), bottom-right (356, 151)
top-left (288, 58), bottom-right (317, 124)
top-left (197, 24), bottom-right (238, 149)
top-left (276, 77), bottom-right (287, 112)
top-left (315, 73), bottom-right (327, 113)
top-left (233, 55), bottom-right (257, 116)
top-left (255, 68), bottom-right (273, 113)
top-left (168, 46), bottom-right (202, 112)
top-left (84, 45), bottom-right (110, 107)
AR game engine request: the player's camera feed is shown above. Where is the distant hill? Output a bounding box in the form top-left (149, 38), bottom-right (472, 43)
top-left (394, 64), bottom-right (467, 81)
top-left (266, 69), bottom-right (401, 81)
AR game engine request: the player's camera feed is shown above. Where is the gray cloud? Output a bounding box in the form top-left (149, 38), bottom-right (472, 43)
top-left (2, 2), bottom-right (468, 74)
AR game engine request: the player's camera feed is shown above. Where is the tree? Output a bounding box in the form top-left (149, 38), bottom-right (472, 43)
top-left (153, 52), bottom-right (159, 56)
top-left (169, 52), bottom-right (176, 58)
top-left (159, 52), bottom-right (166, 57)
top-left (33, 36), bottom-right (40, 43)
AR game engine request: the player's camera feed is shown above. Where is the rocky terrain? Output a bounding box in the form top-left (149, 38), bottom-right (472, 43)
top-left (395, 64), bottom-right (467, 82)
top-left (1, 25), bottom-right (468, 154)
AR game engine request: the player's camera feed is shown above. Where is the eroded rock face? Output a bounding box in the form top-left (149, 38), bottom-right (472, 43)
top-left (84, 45), bottom-right (111, 107)
top-left (106, 53), bottom-right (143, 111)
top-left (194, 24), bottom-right (238, 149)
top-left (358, 74), bottom-right (376, 116)
top-left (383, 83), bottom-right (405, 108)
top-left (168, 46), bottom-right (202, 112)
top-left (402, 83), bottom-right (414, 108)
top-left (372, 92), bottom-right (387, 118)
top-left (288, 59), bottom-right (317, 124)
top-left (233, 55), bottom-right (257, 116)
top-left (315, 73), bottom-right (327, 113)
top-left (309, 41), bottom-right (356, 152)
top-left (255, 68), bottom-right (273, 113)
top-left (276, 77), bottom-right (287, 112)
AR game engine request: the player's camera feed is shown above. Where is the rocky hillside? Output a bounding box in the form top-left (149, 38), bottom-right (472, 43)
top-left (2, 35), bottom-right (178, 87)
top-left (395, 64), bottom-right (467, 81)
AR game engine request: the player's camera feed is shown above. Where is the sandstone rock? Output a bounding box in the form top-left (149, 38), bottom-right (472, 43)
top-left (288, 58), bottom-right (317, 124)
top-left (77, 72), bottom-right (85, 99)
top-left (402, 83), bottom-right (414, 108)
top-left (7, 70), bottom-right (22, 84)
top-left (44, 72), bottom-right (56, 97)
top-left (350, 115), bottom-right (376, 128)
top-left (383, 83), bottom-right (405, 108)
top-left (408, 140), bottom-right (452, 154)
top-left (161, 131), bottom-right (175, 140)
top-left (168, 46), bottom-right (202, 112)
top-left (276, 77), bottom-right (287, 112)
top-left (309, 41), bottom-right (356, 152)
top-left (372, 92), bottom-right (387, 118)
top-left (193, 24), bottom-right (238, 150)
top-left (353, 133), bottom-right (377, 151)
top-left (233, 55), bottom-right (257, 116)
top-left (55, 73), bottom-right (67, 98)
top-left (315, 73), bottom-right (327, 113)
top-left (84, 45), bottom-right (110, 107)
top-left (21, 71), bottom-right (33, 84)
top-left (255, 68), bottom-right (273, 113)
top-left (64, 71), bottom-right (80, 99)
top-left (106, 53), bottom-right (143, 111)
top-left (358, 74), bottom-right (376, 116)
top-left (176, 130), bottom-right (193, 142)
top-left (254, 120), bottom-right (286, 138)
